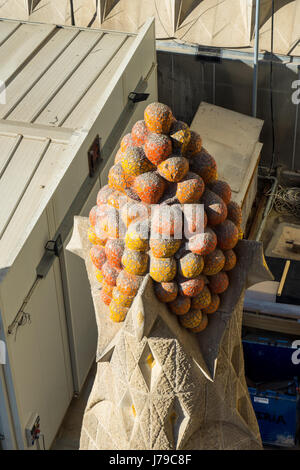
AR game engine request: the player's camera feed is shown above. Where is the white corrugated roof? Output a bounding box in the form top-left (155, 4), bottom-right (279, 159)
top-left (0, 19), bottom-right (136, 272)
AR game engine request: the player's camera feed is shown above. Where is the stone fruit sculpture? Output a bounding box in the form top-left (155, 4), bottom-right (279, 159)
top-left (88, 102), bottom-right (242, 333)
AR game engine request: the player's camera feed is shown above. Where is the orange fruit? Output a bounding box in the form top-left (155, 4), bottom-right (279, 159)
top-left (90, 245), bottom-right (106, 270)
top-left (122, 249), bottom-right (149, 276)
top-left (116, 270), bottom-right (144, 297)
top-left (121, 146), bottom-right (154, 177)
top-left (202, 249), bottom-right (225, 276)
top-left (178, 275), bottom-right (205, 297)
top-left (144, 133), bottom-right (172, 165)
top-left (133, 172), bottom-right (166, 204)
top-left (201, 189), bottom-right (228, 226)
top-left (208, 271), bottom-right (229, 294)
top-left (190, 148), bottom-right (217, 184)
top-left (208, 180), bottom-right (232, 204)
top-left (131, 120), bottom-right (149, 146)
top-left (144, 102), bottom-right (173, 134)
top-left (190, 314), bottom-right (208, 333)
top-left (169, 295), bottom-right (191, 316)
top-left (178, 252), bottom-right (204, 279)
top-left (149, 256), bottom-right (177, 282)
top-left (223, 249), bottom-right (237, 271)
top-left (158, 156), bottom-right (189, 183)
top-left (202, 293), bottom-right (220, 314)
top-left (185, 131), bottom-right (202, 158)
top-left (192, 285), bottom-right (211, 310)
top-left (176, 172), bottom-right (205, 204)
top-left (120, 133), bottom-right (134, 152)
top-left (154, 281), bottom-right (178, 303)
top-left (179, 308), bottom-right (203, 329)
top-left (215, 220), bottom-right (239, 250)
top-left (169, 120), bottom-right (191, 154)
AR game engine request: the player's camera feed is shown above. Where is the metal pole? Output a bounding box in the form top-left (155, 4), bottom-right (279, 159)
top-left (252, 0), bottom-right (261, 117)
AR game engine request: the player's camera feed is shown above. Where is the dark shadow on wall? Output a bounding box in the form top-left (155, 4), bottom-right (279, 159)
top-left (157, 50), bottom-right (300, 171)
top-left (177, 0), bottom-right (203, 27)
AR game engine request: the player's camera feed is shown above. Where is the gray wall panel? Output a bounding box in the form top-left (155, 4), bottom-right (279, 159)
top-left (157, 50), bottom-right (300, 171)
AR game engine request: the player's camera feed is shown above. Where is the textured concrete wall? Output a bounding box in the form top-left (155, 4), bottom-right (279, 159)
top-left (157, 50), bottom-right (300, 171)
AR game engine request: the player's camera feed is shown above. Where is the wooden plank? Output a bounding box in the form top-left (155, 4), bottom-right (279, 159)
top-left (0, 135), bottom-right (21, 178)
top-left (243, 311), bottom-right (300, 336)
top-left (0, 21), bottom-right (20, 46)
top-left (64, 36), bottom-right (135, 128)
top-left (239, 142), bottom-right (262, 207)
top-left (0, 142), bottom-right (68, 270)
top-left (0, 138), bottom-right (50, 238)
top-left (277, 260), bottom-right (291, 296)
top-left (0, 28), bottom-right (78, 119)
top-left (0, 119), bottom-right (76, 143)
top-left (36, 32), bottom-right (128, 127)
top-left (0, 22), bottom-right (55, 85)
top-left (9, 30), bottom-right (103, 123)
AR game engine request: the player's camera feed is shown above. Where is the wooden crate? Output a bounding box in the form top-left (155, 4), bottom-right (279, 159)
top-left (0, 17), bottom-right (157, 449)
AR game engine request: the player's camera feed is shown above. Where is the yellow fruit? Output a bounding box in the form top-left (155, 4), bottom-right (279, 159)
top-left (149, 256), bottom-right (177, 282)
top-left (122, 249), bottom-right (149, 276)
top-left (112, 287), bottom-right (134, 308)
top-left (179, 308), bottom-right (203, 329)
top-left (109, 300), bottom-right (128, 323)
top-left (178, 252), bottom-right (204, 279)
top-left (190, 314), bottom-right (208, 333)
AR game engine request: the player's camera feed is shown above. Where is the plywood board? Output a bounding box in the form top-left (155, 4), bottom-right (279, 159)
top-left (243, 311), bottom-right (300, 336)
top-left (190, 102), bottom-right (264, 206)
top-left (266, 223), bottom-right (300, 261)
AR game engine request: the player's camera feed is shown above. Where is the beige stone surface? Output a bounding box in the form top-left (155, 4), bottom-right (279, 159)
top-left (2, 0), bottom-right (299, 55)
top-left (67, 216), bottom-right (273, 450)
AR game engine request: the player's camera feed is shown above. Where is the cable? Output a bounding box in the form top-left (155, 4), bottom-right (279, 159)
top-left (271, 186), bottom-right (300, 218)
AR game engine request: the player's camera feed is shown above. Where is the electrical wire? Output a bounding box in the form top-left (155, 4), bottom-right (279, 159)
top-left (271, 185), bottom-right (300, 218)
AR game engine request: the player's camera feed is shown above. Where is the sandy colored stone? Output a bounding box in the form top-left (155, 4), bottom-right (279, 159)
top-left (67, 216), bottom-right (273, 450)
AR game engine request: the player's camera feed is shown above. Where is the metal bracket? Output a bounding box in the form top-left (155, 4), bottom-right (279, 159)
top-left (128, 92), bottom-right (150, 103)
top-left (88, 135), bottom-right (102, 177)
top-left (45, 234), bottom-right (63, 257)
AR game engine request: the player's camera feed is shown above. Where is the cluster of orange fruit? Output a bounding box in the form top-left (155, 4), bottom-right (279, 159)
top-left (88, 102), bottom-right (242, 333)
